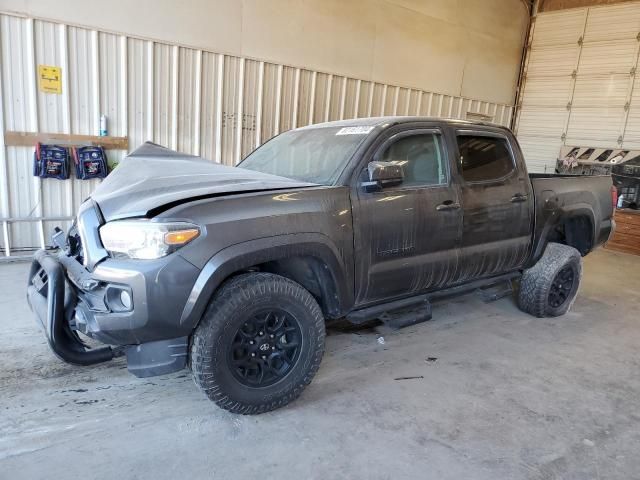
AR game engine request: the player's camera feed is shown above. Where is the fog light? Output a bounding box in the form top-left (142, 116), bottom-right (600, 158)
top-left (120, 290), bottom-right (132, 310)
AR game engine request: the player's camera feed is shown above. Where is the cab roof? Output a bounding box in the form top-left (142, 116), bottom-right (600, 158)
top-left (297, 116), bottom-right (510, 131)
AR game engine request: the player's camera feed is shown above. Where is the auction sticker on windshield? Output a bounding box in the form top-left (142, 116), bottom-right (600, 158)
top-left (336, 126), bottom-right (374, 135)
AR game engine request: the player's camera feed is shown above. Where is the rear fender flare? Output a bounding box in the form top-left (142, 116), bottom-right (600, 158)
top-left (531, 204), bottom-right (596, 264)
top-left (178, 233), bottom-right (352, 330)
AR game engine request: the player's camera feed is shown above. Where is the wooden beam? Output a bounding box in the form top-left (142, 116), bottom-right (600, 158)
top-left (3, 131), bottom-right (128, 150)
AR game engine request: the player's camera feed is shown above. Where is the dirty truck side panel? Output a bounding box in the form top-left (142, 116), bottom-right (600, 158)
top-left (350, 124), bottom-right (463, 305)
top-left (528, 174), bottom-right (614, 265)
top-left (159, 186), bottom-right (355, 326)
top-left (450, 127), bottom-right (534, 283)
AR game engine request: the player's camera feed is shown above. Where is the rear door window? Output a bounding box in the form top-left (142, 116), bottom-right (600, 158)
top-left (456, 134), bottom-right (514, 183)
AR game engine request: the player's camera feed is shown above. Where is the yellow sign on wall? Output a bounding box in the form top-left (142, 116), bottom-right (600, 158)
top-left (38, 65), bottom-right (62, 94)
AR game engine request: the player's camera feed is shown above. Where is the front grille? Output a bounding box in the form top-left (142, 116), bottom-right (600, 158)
top-left (76, 200), bottom-right (109, 270)
top-left (67, 221), bottom-right (84, 264)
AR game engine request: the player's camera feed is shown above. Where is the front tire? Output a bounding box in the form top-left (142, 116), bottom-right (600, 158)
top-left (191, 272), bottom-right (325, 414)
top-left (518, 242), bottom-right (582, 318)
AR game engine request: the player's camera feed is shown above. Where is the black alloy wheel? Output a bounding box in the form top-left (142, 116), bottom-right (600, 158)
top-left (229, 310), bottom-right (302, 388)
top-left (547, 265), bottom-right (576, 309)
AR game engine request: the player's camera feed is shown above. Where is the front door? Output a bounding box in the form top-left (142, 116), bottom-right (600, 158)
top-left (352, 127), bottom-right (462, 305)
top-left (452, 129), bottom-right (534, 282)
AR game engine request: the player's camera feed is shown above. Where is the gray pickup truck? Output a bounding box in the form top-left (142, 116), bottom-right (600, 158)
top-left (27, 117), bottom-right (615, 414)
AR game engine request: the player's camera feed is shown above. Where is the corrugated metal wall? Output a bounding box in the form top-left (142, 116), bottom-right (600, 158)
top-left (515, 3), bottom-right (640, 172)
top-left (0, 12), bottom-right (514, 256)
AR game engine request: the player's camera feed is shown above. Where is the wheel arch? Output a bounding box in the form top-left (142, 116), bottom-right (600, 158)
top-left (179, 233), bottom-right (353, 330)
top-left (530, 204), bottom-right (596, 265)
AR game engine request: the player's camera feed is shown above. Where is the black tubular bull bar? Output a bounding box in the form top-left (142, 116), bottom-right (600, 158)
top-left (27, 249), bottom-right (114, 365)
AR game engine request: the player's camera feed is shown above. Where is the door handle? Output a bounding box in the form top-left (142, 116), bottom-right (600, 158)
top-left (436, 201), bottom-right (461, 211)
top-left (510, 193), bottom-right (528, 203)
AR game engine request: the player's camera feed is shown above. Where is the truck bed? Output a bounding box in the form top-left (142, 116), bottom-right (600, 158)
top-left (529, 173), bottom-right (614, 262)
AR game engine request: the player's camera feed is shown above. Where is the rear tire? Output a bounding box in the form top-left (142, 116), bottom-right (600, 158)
top-left (191, 272), bottom-right (325, 414)
top-left (518, 242), bottom-right (582, 318)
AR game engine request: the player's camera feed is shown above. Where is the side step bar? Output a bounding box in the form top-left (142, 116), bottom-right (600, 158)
top-left (346, 271), bottom-right (520, 330)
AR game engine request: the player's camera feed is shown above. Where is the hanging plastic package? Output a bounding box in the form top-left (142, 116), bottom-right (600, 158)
top-left (33, 143), bottom-right (70, 180)
top-left (73, 146), bottom-right (108, 180)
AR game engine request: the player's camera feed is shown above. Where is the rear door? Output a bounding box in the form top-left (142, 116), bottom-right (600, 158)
top-left (352, 126), bottom-right (462, 304)
top-left (452, 128), bottom-right (533, 282)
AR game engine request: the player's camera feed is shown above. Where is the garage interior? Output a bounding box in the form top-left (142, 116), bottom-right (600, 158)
top-left (1, 0), bottom-right (640, 479)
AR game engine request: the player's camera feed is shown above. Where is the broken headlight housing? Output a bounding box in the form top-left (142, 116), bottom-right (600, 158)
top-left (99, 220), bottom-right (200, 260)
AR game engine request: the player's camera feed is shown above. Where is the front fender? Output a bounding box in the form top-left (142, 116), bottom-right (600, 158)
top-left (178, 233), bottom-right (352, 330)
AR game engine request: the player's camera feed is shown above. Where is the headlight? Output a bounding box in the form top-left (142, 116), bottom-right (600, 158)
top-left (99, 220), bottom-right (200, 259)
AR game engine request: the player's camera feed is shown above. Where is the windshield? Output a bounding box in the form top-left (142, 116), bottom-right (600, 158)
top-left (238, 126), bottom-right (372, 185)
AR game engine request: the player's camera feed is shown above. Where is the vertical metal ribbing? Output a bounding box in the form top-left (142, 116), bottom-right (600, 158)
top-left (457, 97), bottom-right (464, 119)
top-left (171, 45), bottom-right (179, 150)
top-left (392, 86), bottom-right (399, 115)
top-left (426, 92), bottom-right (434, 115)
top-left (292, 67), bottom-right (300, 128)
top-left (415, 91), bottom-right (423, 115)
top-left (367, 82), bottom-right (374, 117)
top-left (234, 57), bottom-right (245, 164)
top-left (437, 94), bottom-right (444, 117)
top-left (146, 40), bottom-right (154, 142)
top-left (353, 79), bottom-right (361, 118)
top-left (59, 24), bottom-right (72, 220)
top-left (90, 30), bottom-right (100, 135)
top-left (405, 89), bottom-right (411, 115)
top-left (380, 84), bottom-right (387, 115)
top-left (324, 74), bottom-right (332, 122)
top-left (214, 54), bottom-right (224, 163)
top-left (25, 19), bottom-right (45, 249)
top-left (119, 35), bottom-right (128, 142)
top-left (274, 64), bottom-right (283, 134)
top-left (193, 49), bottom-right (202, 156)
top-left (255, 61), bottom-right (264, 147)
top-left (339, 76), bottom-right (347, 120)
top-left (0, 21), bottom-right (11, 256)
top-left (308, 70), bottom-right (317, 125)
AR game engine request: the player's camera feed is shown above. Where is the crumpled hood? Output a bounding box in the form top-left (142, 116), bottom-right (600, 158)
top-left (91, 142), bottom-right (317, 221)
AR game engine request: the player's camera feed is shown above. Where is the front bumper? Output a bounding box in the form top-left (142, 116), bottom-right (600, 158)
top-left (27, 249), bottom-right (115, 365)
top-left (27, 248), bottom-right (199, 377)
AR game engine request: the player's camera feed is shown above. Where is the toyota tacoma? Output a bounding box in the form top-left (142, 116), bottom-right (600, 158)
top-left (27, 117), bottom-right (616, 414)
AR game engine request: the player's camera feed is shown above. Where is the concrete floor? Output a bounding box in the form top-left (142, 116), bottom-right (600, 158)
top-left (1, 249), bottom-right (639, 479)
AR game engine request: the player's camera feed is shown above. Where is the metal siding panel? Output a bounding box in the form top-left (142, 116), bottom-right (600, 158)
top-left (579, 40), bottom-right (638, 75)
top-left (516, 107), bottom-right (567, 138)
top-left (153, 43), bottom-right (174, 148)
top-left (199, 51), bottom-right (221, 161)
top-left (565, 106), bottom-right (626, 146)
top-left (222, 55), bottom-right (239, 165)
top-left (296, 69), bottom-right (312, 128)
top-left (526, 45), bottom-right (579, 78)
top-left (517, 135), bottom-right (562, 173)
top-left (520, 76), bottom-right (573, 107)
top-left (0, 12), bottom-right (515, 252)
top-left (531, 9), bottom-right (587, 47)
top-left (241, 59), bottom-right (259, 159)
top-left (177, 47), bottom-right (199, 154)
top-left (127, 38), bottom-right (153, 151)
top-left (260, 63), bottom-right (280, 144)
top-left (583, 3), bottom-right (640, 42)
top-left (572, 75), bottom-right (629, 108)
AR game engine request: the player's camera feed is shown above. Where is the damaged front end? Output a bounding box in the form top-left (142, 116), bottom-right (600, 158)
top-left (26, 201), bottom-right (120, 365)
top-left (27, 247), bottom-right (118, 365)
top-left (26, 198), bottom-right (197, 377)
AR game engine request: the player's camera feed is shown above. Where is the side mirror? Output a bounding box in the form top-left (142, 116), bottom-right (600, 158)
top-left (362, 161), bottom-right (404, 192)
